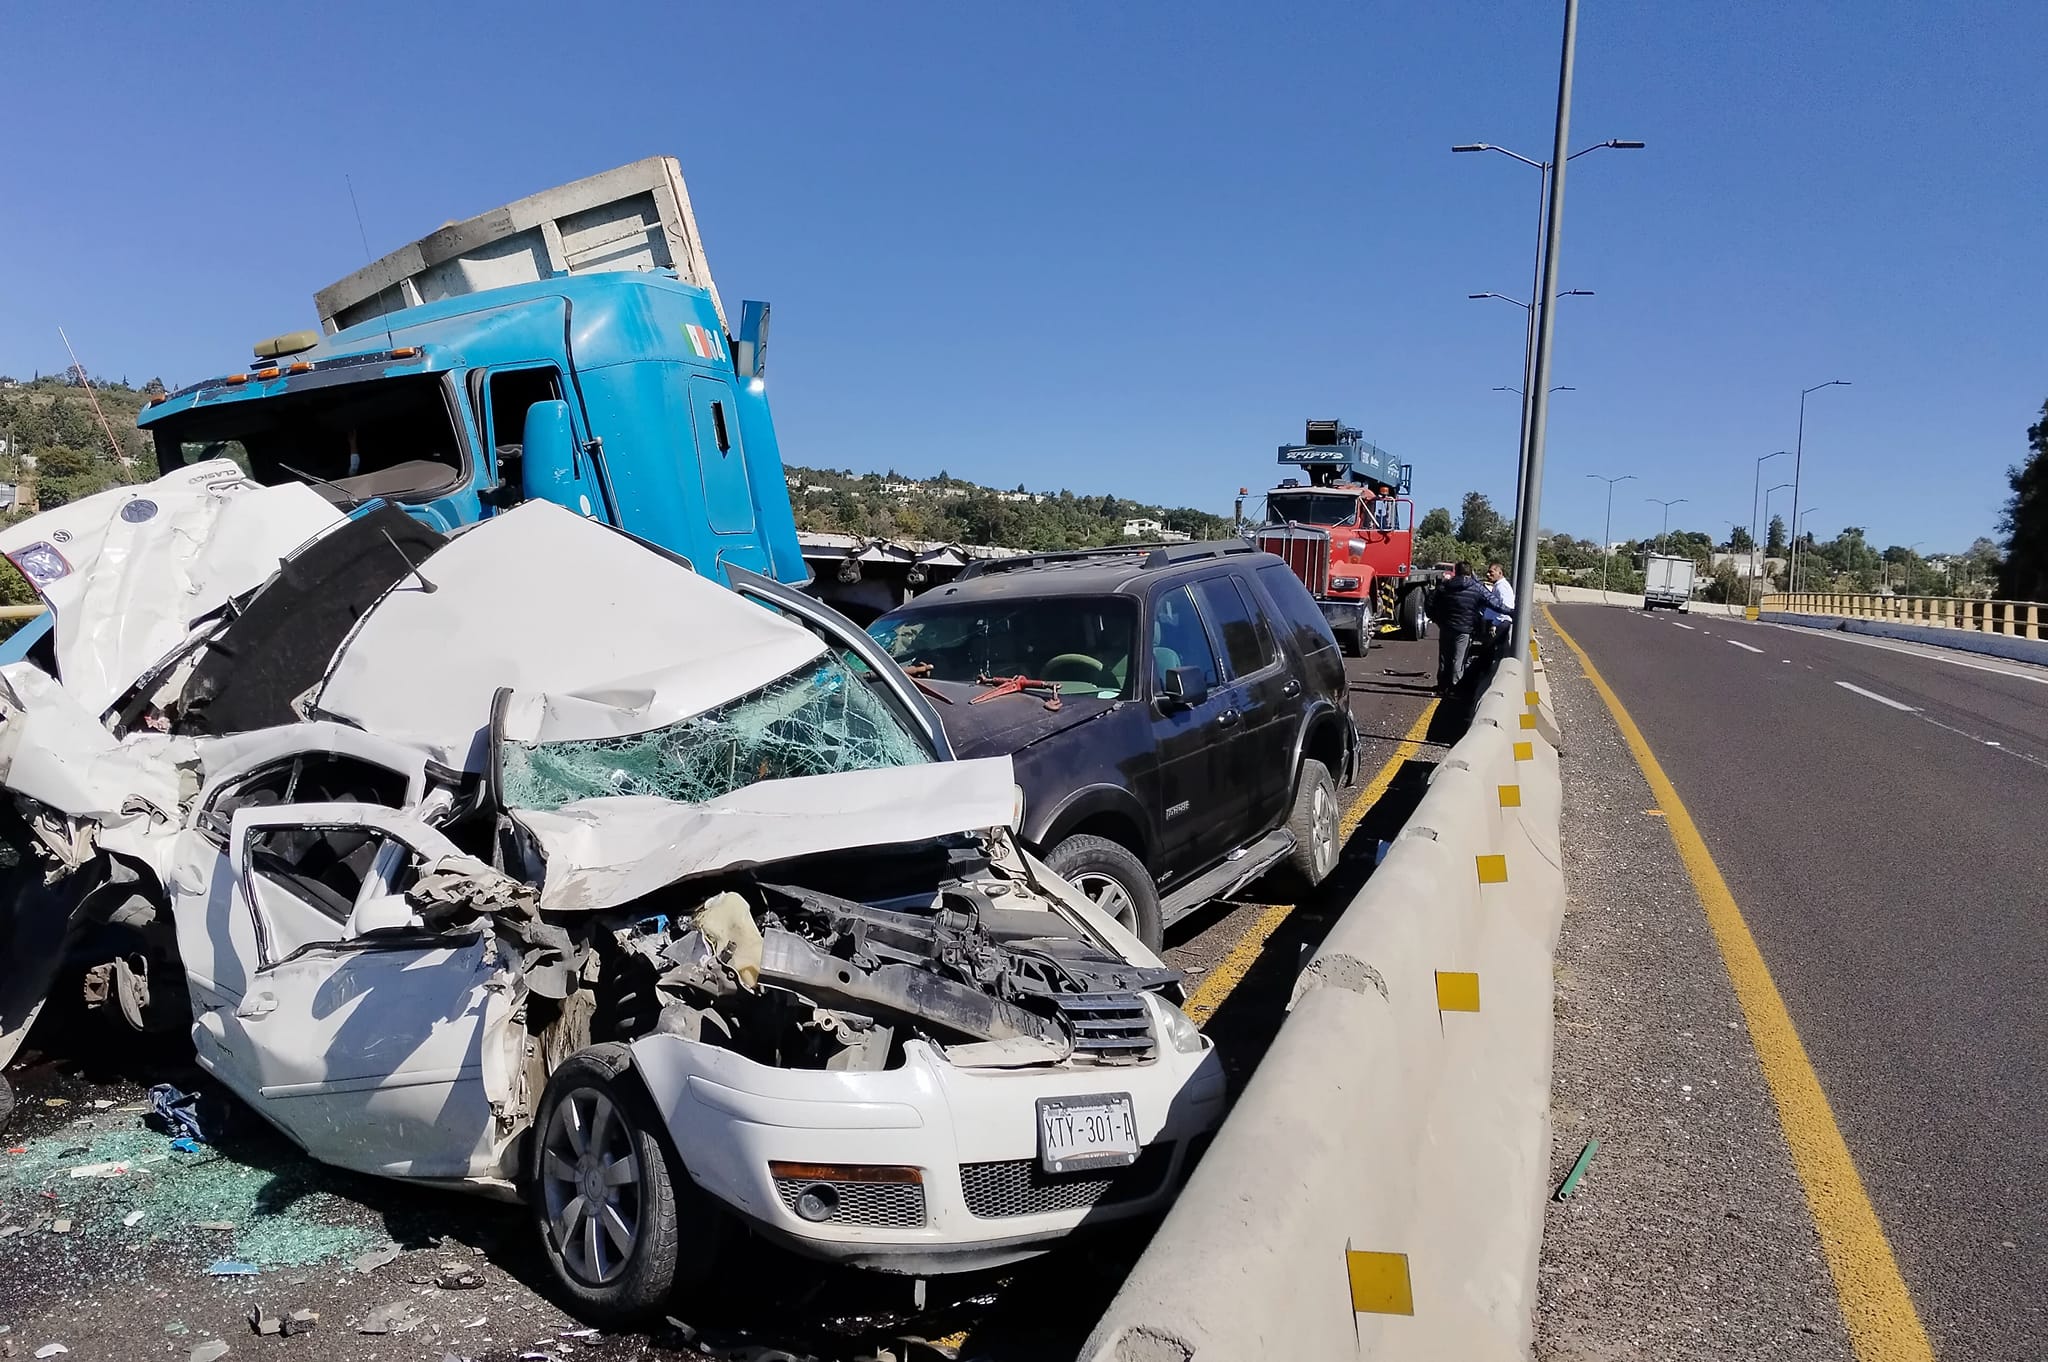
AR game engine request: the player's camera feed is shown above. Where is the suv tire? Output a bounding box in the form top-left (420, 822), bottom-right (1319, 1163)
top-left (531, 1044), bottom-right (721, 1325)
top-left (1280, 759), bottom-right (1341, 891)
top-left (1046, 835), bottom-right (1165, 952)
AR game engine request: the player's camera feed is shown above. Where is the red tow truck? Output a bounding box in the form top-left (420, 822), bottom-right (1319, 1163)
top-left (1254, 419), bottom-right (1436, 653)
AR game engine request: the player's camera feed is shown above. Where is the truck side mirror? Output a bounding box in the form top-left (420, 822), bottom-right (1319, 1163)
top-left (1160, 666), bottom-right (1209, 707)
top-left (735, 300), bottom-right (771, 379)
top-left (520, 400), bottom-right (578, 506)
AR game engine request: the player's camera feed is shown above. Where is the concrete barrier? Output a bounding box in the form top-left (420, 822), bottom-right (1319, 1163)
top-left (1538, 583), bottom-right (1743, 616)
top-left (1080, 659), bottom-right (1566, 1361)
top-left (1764, 610), bottom-right (2048, 667)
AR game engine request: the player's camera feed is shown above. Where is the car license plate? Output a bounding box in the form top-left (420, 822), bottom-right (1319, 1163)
top-left (1037, 1093), bottom-right (1140, 1174)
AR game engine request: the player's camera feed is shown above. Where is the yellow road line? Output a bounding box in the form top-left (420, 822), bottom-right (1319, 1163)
top-left (1543, 603), bottom-right (1935, 1362)
top-left (1183, 700), bottom-right (1439, 1026)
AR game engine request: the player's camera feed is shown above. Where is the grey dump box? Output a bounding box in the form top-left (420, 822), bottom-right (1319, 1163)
top-left (314, 155), bottom-right (725, 334)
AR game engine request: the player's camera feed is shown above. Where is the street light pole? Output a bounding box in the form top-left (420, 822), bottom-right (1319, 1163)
top-left (1762, 482), bottom-right (1792, 592)
top-left (1749, 451), bottom-right (1786, 607)
top-left (1788, 380), bottom-right (1850, 594)
top-left (1793, 505), bottom-right (1821, 591)
top-left (1647, 497), bottom-right (1688, 555)
top-left (1454, 118), bottom-right (1641, 659)
top-left (1588, 473), bottom-right (1636, 596)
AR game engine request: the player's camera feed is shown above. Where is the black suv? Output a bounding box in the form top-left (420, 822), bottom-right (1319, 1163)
top-left (866, 542), bottom-right (1358, 950)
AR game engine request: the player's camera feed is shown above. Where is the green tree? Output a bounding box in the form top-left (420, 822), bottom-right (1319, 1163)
top-left (1765, 514), bottom-right (1787, 556)
top-left (1728, 525), bottom-right (1754, 552)
top-left (1418, 506), bottom-right (1454, 538)
top-left (1996, 398), bottom-right (2047, 600)
top-left (1457, 492), bottom-right (1504, 545)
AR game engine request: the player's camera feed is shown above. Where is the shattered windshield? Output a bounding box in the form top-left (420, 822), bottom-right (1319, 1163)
top-left (867, 597), bottom-right (1137, 697)
top-left (499, 654), bottom-right (935, 811)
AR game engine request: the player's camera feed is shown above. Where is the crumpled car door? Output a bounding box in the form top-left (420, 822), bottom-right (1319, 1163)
top-left (186, 802), bottom-right (518, 1181)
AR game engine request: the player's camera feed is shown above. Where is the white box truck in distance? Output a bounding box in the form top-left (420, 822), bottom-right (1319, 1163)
top-left (1643, 553), bottom-right (1697, 610)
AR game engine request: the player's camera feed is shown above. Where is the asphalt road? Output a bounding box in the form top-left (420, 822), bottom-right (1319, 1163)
top-left (1547, 604), bottom-right (2048, 1361)
top-left (0, 635), bottom-right (1456, 1362)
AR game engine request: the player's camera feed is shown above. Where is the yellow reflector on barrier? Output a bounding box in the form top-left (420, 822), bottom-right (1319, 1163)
top-left (1347, 1248), bottom-right (1415, 1316)
top-left (1525, 690), bottom-right (1540, 706)
top-left (1498, 784), bottom-right (1521, 807)
top-left (1519, 713), bottom-right (1537, 729)
top-left (1476, 854), bottom-right (1507, 884)
top-left (1436, 971), bottom-right (1480, 1012)
top-left (1513, 741), bottom-right (1533, 761)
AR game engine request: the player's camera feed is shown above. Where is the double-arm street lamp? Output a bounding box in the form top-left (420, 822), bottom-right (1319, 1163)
top-left (1646, 496), bottom-right (1689, 555)
top-left (1587, 472), bottom-right (1636, 594)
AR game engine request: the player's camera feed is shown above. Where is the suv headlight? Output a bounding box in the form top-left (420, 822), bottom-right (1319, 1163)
top-left (1151, 996), bottom-right (1207, 1055)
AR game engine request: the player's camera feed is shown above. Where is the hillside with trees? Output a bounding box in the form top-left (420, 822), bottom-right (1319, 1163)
top-left (0, 371), bottom-right (161, 610)
top-left (783, 465), bottom-right (1234, 550)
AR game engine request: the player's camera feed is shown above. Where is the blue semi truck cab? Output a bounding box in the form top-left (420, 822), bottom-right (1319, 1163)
top-left (137, 157), bottom-right (806, 586)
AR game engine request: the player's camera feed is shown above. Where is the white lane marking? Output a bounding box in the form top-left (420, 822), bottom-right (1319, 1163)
top-left (1756, 620), bottom-right (2048, 687)
top-left (1672, 622), bottom-right (1697, 631)
top-left (1911, 712), bottom-right (2048, 772)
top-left (1835, 681), bottom-right (1919, 712)
top-left (1728, 639), bottom-right (1765, 654)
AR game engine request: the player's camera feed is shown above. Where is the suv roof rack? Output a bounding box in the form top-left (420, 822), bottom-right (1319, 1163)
top-left (957, 539), bottom-right (1255, 581)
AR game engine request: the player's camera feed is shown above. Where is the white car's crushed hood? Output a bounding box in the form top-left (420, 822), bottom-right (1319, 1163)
top-left (0, 460), bottom-right (341, 718)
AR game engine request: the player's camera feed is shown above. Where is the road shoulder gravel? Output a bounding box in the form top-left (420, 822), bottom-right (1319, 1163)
top-left (1535, 618), bottom-right (1856, 1362)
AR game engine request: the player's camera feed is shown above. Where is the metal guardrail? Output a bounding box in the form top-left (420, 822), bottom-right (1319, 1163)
top-left (1760, 592), bottom-right (2044, 640)
top-left (0, 604), bottom-right (47, 622)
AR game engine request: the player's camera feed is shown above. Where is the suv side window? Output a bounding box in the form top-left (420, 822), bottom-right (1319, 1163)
top-left (1149, 585), bottom-right (1220, 691)
top-left (1255, 562), bottom-right (1338, 658)
top-left (1193, 576), bottom-right (1275, 680)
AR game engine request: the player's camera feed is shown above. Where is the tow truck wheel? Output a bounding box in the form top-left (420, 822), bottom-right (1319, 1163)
top-left (1046, 835), bottom-right (1165, 953)
top-left (1399, 588), bottom-right (1427, 642)
top-left (532, 1044), bottom-right (722, 1324)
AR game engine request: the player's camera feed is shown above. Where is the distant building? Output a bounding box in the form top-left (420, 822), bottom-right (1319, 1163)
top-left (1123, 518), bottom-right (1163, 538)
top-left (1710, 551), bottom-right (1785, 579)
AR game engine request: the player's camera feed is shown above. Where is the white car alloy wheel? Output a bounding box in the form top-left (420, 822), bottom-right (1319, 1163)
top-left (1071, 871), bottom-right (1139, 932)
top-left (541, 1086), bottom-right (645, 1287)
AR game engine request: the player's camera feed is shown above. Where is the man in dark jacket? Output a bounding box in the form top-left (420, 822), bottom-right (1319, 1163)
top-left (1430, 561), bottom-right (1494, 694)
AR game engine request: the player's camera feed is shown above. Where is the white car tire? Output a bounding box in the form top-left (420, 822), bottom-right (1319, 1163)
top-left (531, 1044), bottom-right (720, 1324)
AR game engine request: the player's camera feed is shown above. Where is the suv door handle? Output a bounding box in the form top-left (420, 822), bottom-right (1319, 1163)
top-left (1281, 678), bottom-right (1302, 697)
top-left (1216, 708), bottom-right (1241, 728)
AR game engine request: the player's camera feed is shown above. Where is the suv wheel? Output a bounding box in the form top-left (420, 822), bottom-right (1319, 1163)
top-left (1281, 759), bottom-right (1341, 890)
top-left (1046, 835), bottom-right (1165, 952)
top-left (531, 1045), bottom-right (722, 1324)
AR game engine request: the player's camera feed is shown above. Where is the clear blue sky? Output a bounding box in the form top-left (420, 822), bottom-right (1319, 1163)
top-left (2, 2), bottom-right (2041, 552)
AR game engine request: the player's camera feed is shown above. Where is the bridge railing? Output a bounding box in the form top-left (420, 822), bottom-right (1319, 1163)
top-left (1760, 592), bottom-right (2045, 640)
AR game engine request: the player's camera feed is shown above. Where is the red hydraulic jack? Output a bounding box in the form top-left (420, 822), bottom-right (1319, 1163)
top-left (971, 674), bottom-right (1062, 712)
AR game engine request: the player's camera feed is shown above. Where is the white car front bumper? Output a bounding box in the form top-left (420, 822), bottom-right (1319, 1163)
top-left (629, 994), bottom-right (1227, 1273)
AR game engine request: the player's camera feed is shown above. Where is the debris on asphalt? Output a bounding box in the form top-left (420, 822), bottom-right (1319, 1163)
top-left (148, 1084), bottom-right (213, 1145)
top-left (286, 1309), bottom-right (319, 1335)
top-left (1552, 1137), bottom-right (1600, 1201)
top-left (188, 1342), bottom-right (231, 1362)
top-left (249, 1308), bottom-right (282, 1337)
top-left (33, 1346), bottom-right (66, 1359)
top-left (47, 1219), bottom-right (69, 1234)
top-left (357, 1300), bottom-right (426, 1335)
top-left (206, 1259), bottom-right (259, 1276)
top-left (437, 1262), bottom-right (485, 1289)
top-left (67, 1159), bottom-right (130, 1178)
top-left (195, 1220), bottom-right (235, 1231)
top-left (353, 1242), bottom-right (403, 1273)
top-left (123, 1209), bottom-right (144, 1227)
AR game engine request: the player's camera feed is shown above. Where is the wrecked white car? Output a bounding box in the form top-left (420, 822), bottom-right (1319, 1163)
top-left (0, 471), bottom-right (1226, 1321)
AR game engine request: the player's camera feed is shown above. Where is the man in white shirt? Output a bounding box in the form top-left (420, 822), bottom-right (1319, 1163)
top-left (1481, 561), bottom-right (1517, 646)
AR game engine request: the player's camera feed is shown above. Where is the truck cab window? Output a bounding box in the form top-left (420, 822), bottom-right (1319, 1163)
top-left (152, 373), bottom-right (465, 506)
top-left (485, 368), bottom-right (564, 487)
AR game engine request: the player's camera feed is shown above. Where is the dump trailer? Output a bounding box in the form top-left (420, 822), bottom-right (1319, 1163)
top-left (1643, 553), bottom-right (1697, 610)
top-left (1254, 419), bottom-right (1435, 652)
top-left (137, 156), bottom-right (806, 587)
